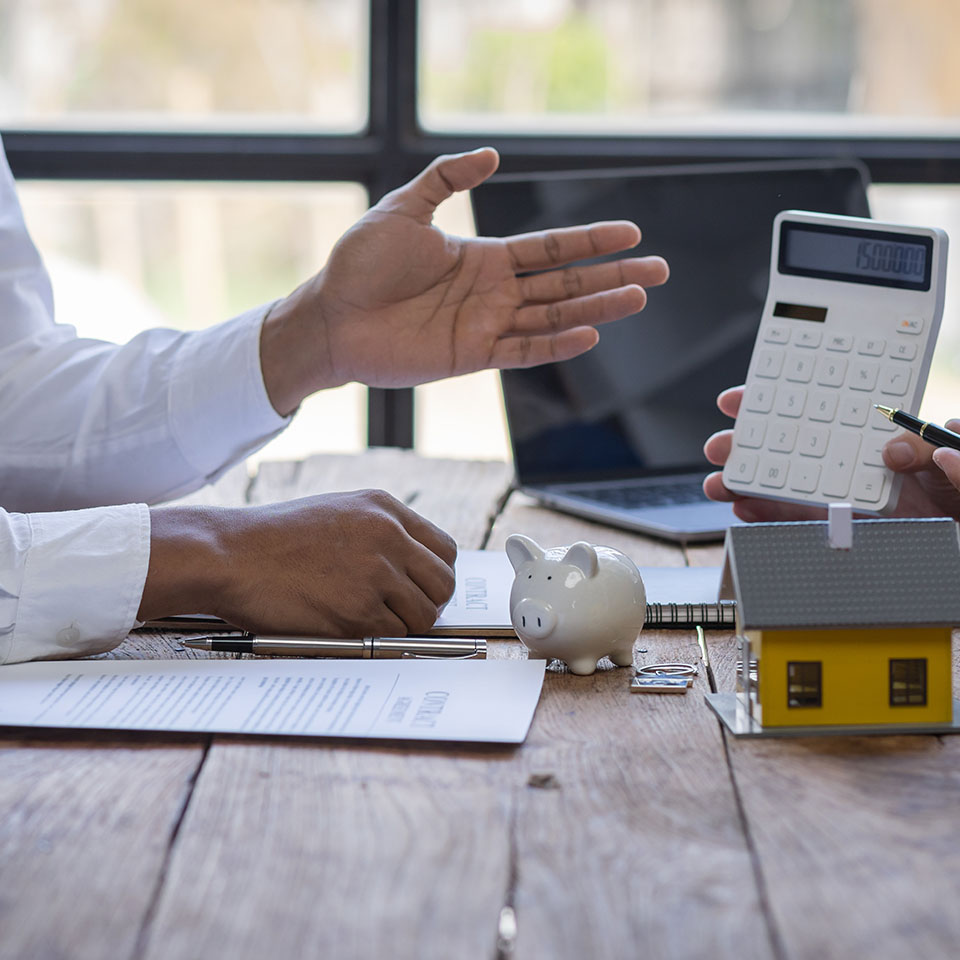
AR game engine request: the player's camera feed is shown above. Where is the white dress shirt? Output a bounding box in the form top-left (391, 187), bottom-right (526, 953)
top-left (0, 138), bottom-right (290, 663)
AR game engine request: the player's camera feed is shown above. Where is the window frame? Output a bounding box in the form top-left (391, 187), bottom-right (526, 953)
top-left (4, 0), bottom-right (960, 447)
top-left (787, 661), bottom-right (823, 709)
top-left (889, 658), bottom-right (927, 707)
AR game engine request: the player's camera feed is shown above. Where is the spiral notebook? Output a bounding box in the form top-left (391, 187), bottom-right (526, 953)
top-left (145, 551), bottom-right (734, 634)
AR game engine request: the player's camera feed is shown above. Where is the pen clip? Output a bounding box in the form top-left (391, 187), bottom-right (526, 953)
top-left (401, 651), bottom-right (481, 660)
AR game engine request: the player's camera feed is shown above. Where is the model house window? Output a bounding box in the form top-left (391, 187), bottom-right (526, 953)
top-left (889, 659), bottom-right (927, 707)
top-left (787, 661), bottom-right (822, 708)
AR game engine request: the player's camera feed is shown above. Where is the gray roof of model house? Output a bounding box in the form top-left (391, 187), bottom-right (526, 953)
top-left (719, 518), bottom-right (960, 629)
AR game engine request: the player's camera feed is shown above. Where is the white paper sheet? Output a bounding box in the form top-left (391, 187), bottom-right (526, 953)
top-left (433, 550), bottom-right (723, 633)
top-left (0, 658), bottom-right (546, 744)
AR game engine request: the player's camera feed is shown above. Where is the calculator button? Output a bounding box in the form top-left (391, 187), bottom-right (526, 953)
top-left (825, 333), bottom-right (853, 352)
top-left (872, 414), bottom-right (899, 432)
top-left (744, 384), bottom-right (775, 413)
top-left (789, 461), bottom-right (821, 494)
top-left (768, 421), bottom-right (798, 453)
top-left (852, 468), bottom-right (887, 504)
top-left (857, 337), bottom-right (886, 356)
top-left (758, 455), bottom-right (790, 489)
top-left (726, 452), bottom-right (758, 484)
top-left (764, 324), bottom-right (790, 344)
top-left (785, 352), bottom-right (815, 383)
top-left (755, 349), bottom-right (784, 378)
top-left (863, 437), bottom-right (887, 467)
top-left (798, 425), bottom-right (829, 458)
top-left (889, 341), bottom-right (918, 361)
top-left (849, 361), bottom-right (879, 392)
top-left (879, 365), bottom-right (911, 397)
top-left (794, 329), bottom-right (822, 348)
top-left (808, 391), bottom-right (838, 423)
top-left (821, 431), bottom-right (862, 499)
top-left (815, 356), bottom-right (847, 387)
top-left (898, 316), bottom-right (924, 334)
top-left (839, 395), bottom-right (870, 427)
top-left (737, 417), bottom-right (767, 449)
top-left (774, 386), bottom-right (807, 418)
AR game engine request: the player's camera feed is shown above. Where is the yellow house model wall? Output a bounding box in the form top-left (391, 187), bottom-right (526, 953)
top-left (756, 627), bottom-right (953, 727)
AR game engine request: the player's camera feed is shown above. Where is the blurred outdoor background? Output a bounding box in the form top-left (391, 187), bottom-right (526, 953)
top-left (2, 0), bottom-right (960, 465)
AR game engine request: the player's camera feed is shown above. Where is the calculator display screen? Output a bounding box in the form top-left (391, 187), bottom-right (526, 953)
top-left (779, 221), bottom-right (932, 291)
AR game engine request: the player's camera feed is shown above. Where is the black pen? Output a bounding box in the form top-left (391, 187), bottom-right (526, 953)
top-left (181, 634), bottom-right (486, 660)
top-left (874, 404), bottom-right (960, 452)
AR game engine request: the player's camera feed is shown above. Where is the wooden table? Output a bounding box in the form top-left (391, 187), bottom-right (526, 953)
top-left (3, 448), bottom-right (960, 960)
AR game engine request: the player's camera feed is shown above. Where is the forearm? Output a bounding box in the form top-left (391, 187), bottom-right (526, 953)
top-left (259, 276), bottom-right (339, 416)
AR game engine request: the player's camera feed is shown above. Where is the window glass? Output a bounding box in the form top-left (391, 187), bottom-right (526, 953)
top-left (420, 0), bottom-right (960, 134)
top-left (870, 184), bottom-right (960, 428)
top-left (0, 0), bottom-right (367, 131)
top-left (17, 179), bottom-right (370, 463)
top-left (787, 661), bottom-right (822, 708)
top-left (889, 658), bottom-right (927, 706)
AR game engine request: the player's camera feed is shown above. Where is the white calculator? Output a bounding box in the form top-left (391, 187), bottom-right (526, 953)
top-left (724, 210), bottom-right (948, 514)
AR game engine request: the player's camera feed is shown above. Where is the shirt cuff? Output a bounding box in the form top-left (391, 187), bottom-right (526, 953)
top-left (4, 503), bottom-right (150, 664)
top-left (168, 302), bottom-right (291, 481)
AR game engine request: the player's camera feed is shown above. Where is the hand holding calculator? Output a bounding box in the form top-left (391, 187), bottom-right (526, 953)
top-left (723, 211), bottom-right (948, 515)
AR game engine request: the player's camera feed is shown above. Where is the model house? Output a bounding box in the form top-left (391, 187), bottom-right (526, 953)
top-left (717, 514), bottom-right (960, 731)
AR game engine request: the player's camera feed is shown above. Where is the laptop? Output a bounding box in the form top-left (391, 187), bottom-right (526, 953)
top-left (471, 159), bottom-right (871, 543)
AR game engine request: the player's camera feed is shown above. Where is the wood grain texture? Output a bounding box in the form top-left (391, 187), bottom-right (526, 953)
top-left (485, 498), bottom-right (774, 960)
top-left (136, 452), bottom-right (518, 960)
top-left (711, 633), bottom-right (960, 960)
top-left (165, 463), bottom-right (252, 507)
top-left (0, 737), bottom-right (204, 960)
top-left (138, 741), bottom-right (516, 960)
top-left (250, 448), bottom-right (513, 549)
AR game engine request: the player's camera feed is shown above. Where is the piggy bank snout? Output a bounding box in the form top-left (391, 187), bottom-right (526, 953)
top-left (513, 598), bottom-right (557, 640)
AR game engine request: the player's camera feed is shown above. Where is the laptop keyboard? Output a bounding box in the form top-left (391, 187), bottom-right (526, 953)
top-left (566, 477), bottom-right (708, 509)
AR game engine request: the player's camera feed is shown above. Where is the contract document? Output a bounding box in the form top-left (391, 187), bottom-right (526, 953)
top-left (0, 658), bottom-right (546, 744)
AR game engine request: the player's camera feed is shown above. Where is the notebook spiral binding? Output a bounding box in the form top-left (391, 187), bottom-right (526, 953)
top-left (645, 600), bottom-right (737, 629)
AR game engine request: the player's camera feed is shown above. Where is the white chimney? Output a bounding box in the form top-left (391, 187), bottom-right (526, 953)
top-left (828, 502), bottom-right (853, 550)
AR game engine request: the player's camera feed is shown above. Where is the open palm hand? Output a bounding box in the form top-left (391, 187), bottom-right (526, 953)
top-left (273, 148), bottom-right (668, 396)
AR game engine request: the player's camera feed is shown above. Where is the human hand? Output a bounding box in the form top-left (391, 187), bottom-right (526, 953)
top-left (140, 490), bottom-right (457, 637)
top-left (703, 386), bottom-right (960, 522)
top-left (260, 147), bottom-right (669, 414)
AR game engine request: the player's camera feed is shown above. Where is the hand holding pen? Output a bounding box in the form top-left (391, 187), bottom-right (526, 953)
top-left (703, 384), bottom-right (960, 524)
top-left (872, 404), bottom-right (960, 520)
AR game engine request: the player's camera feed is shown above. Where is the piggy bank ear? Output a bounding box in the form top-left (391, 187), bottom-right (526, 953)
top-left (562, 541), bottom-right (599, 578)
top-left (505, 534), bottom-right (544, 572)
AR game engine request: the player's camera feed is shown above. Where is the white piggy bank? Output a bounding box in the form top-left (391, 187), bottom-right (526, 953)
top-left (505, 534), bottom-right (646, 676)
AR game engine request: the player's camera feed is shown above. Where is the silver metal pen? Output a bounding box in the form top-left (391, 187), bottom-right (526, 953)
top-left (181, 634), bottom-right (486, 660)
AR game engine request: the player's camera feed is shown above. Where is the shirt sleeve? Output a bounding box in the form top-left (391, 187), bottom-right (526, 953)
top-left (0, 138), bottom-right (295, 662)
top-left (0, 137), bottom-right (292, 512)
top-left (0, 503), bottom-right (151, 664)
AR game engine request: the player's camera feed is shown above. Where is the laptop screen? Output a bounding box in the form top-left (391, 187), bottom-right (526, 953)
top-left (471, 161), bottom-right (870, 485)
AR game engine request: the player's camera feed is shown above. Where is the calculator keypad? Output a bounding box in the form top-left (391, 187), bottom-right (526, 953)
top-left (727, 319), bottom-right (928, 508)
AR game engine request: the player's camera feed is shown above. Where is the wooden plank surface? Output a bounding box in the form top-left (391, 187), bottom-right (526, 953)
top-left (0, 736), bottom-right (206, 960)
top-left (483, 497), bottom-right (775, 960)
top-left (250, 448), bottom-right (513, 549)
top-left (8, 449), bottom-right (960, 960)
top-left (137, 454), bottom-right (521, 960)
